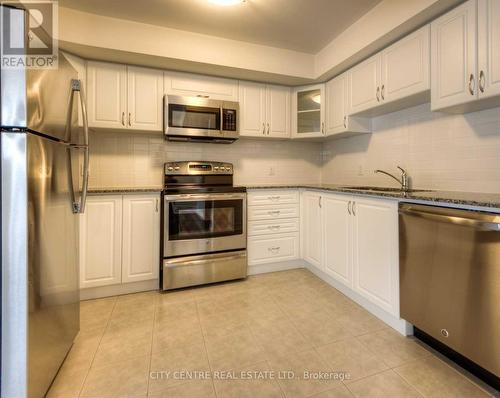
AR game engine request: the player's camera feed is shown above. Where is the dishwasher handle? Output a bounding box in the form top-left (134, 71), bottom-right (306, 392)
top-left (399, 208), bottom-right (500, 232)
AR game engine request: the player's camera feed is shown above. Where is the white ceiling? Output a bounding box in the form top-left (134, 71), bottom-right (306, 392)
top-left (58, 0), bottom-right (382, 54)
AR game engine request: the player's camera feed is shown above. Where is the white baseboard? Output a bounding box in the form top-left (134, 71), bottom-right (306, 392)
top-left (80, 279), bottom-right (159, 301)
top-left (306, 264), bottom-right (412, 336)
top-left (248, 259), bottom-right (307, 275)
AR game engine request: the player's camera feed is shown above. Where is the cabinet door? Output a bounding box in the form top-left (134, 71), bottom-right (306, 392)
top-left (127, 66), bottom-right (163, 131)
top-left (266, 85), bottom-right (291, 138)
top-left (292, 84), bottom-right (325, 139)
top-left (352, 198), bottom-right (399, 316)
top-left (122, 195), bottom-right (160, 283)
top-left (301, 191), bottom-right (322, 268)
top-left (325, 74), bottom-right (347, 135)
top-left (381, 25), bottom-right (430, 104)
top-left (478, 0), bottom-right (500, 99)
top-left (238, 81), bottom-right (266, 137)
top-left (164, 71), bottom-right (238, 101)
top-left (87, 61), bottom-right (127, 129)
top-left (323, 194), bottom-right (352, 288)
top-left (79, 196), bottom-right (122, 288)
top-left (348, 54), bottom-right (381, 115)
top-left (431, 0), bottom-right (477, 111)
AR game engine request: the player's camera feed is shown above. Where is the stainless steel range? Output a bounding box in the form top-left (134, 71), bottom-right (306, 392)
top-left (161, 161), bottom-right (247, 290)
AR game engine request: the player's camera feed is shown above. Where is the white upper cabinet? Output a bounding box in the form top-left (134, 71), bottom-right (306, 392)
top-left (431, 1), bottom-right (478, 111)
top-left (164, 71), bottom-right (238, 101)
top-left (79, 195), bottom-right (123, 289)
top-left (292, 84), bottom-right (325, 139)
top-left (266, 85), bottom-right (291, 138)
top-left (239, 82), bottom-right (266, 137)
top-left (348, 54), bottom-right (381, 115)
top-left (239, 81), bottom-right (290, 138)
top-left (127, 66), bottom-right (164, 131)
top-left (477, 0), bottom-right (500, 99)
top-left (381, 25), bottom-right (430, 104)
top-left (349, 25), bottom-right (430, 116)
top-left (301, 191), bottom-right (323, 268)
top-left (352, 197), bottom-right (399, 316)
top-left (122, 195), bottom-right (160, 283)
top-left (326, 72), bottom-right (371, 138)
top-left (322, 194), bottom-right (352, 288)
top-left (87, 61), bottom-right (127, 129)
top-left (87, 61), bottom-right (163, 131)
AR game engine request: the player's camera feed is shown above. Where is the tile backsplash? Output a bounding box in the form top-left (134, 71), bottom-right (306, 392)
top-left (87, 133), bottom-right (322, 188)
top-left (88, 104), bottom-right (500, 194)
top-left (322, 104), bottom-right (500, 194)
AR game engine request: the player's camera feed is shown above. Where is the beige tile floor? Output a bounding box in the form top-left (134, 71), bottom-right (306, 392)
top-left (47, 269), bottom-right (498, 398)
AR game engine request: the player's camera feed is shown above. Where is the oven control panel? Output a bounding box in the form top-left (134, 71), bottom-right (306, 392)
top-left (165, 161), bottom-right (233, 175)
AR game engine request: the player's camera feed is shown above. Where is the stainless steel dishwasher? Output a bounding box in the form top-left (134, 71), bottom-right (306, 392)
top-left (399, 203), bottom-right (500, 380)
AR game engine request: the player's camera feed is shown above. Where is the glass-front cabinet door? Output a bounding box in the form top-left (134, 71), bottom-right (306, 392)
top-left (292, 84), bottom-right (325, 139)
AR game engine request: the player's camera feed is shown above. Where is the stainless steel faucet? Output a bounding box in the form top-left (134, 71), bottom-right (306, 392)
top-left (374, 166), bottom-right (409, 191)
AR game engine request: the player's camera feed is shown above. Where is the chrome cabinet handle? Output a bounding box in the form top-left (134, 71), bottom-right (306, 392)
top-left (262, 123), bottom-right (266, 135)
top-left (268, 225), bottom-right (281, 231)
top-left (468, 73), bottom-right (475, 95)
top-left (128, 112), bottom-right (132, 126)
top-left (352, 201), bottom-right (356, 216)
top-left (268, 196), bottom-right (281, 201)
top-left (381, 84), bottom-right (385, 100)
top-left (268, 210), bottom-right (281, 215)
top-left (319, 196), bottom-right (322, 208)
top-left (343, 115), bottom-right (347, 128)
top-left (321, 122), bottom-right (325, 135)
top-left (121, 112), bottom-right (125, 126)
top-left (348, 201), bottom-right (352, 215)
top-left (376, 87), bottom-right (380, 102)
top-left (196, 95), bottom-right (209, 98)
top-left (268, 246), bottom-right (281, 252)
top-left (155, 198), bottom-right (159, 212)
top-left (267, 123), bottom-right (270, 135)
top-left (479, 70), bottom-right (485, 93)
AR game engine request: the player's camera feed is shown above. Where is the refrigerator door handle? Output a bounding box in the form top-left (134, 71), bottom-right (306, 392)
top-left (68, 79), bottom-right (90, 214)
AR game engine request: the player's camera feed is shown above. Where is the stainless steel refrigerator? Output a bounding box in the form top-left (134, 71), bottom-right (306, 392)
top-left (1, 6), bottom-right (89, 398)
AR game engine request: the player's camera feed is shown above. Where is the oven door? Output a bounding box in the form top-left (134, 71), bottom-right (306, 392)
top-left (164, 192), bottom-right (247, 257)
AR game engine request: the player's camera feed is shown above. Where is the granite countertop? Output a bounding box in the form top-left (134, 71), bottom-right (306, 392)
top-left (242, 184), bottom-right (500, 208)
top-left (88, 187), bottom-right (163, 194)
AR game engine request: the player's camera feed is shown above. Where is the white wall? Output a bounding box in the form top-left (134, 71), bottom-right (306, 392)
top-left (321, 104), bottom-right (500, 194)
top-left (87, 132), bottom-right (322, 188)
top-left (88, 104), bottom-right (500, 194)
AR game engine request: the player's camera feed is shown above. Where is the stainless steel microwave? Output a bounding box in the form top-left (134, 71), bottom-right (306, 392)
top-left (164, 95), bottom-right (239, 143)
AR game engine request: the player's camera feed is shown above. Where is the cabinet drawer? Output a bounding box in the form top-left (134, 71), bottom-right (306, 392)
top-left (248, 204), bottom-right (299, 221)
top-left (248, 233), bottom-right (299, 265)
top-left (248, 190), bottom-right (299, 206)
top-left (248, 218), bottom-right (299, 236)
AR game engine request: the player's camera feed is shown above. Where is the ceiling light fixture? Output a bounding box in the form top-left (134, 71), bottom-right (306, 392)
top-left (208, 0), bottom-right (245, 6)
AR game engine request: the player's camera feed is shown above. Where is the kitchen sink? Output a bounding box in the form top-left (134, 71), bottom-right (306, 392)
top-left (340, 186), bottom-right (431, 193)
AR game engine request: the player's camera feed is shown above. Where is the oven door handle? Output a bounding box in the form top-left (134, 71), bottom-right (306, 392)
top-left (164, 193), bottom-right (246, 201)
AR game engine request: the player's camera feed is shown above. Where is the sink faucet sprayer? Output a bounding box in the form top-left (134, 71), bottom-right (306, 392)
top-left (374, 166), bottom-right (409, 191)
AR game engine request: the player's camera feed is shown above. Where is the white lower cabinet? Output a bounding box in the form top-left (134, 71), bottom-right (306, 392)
top-left (301, 190), bottom-right (399, 317)
top-left (248, 233), bottom-right (299, 265)
top-left (352, 197), bottom-right (399, 316)
top-left (79, 196), bottom-right (123, 289)
top-left (322, 194), bottom-right (352, 288)
top-left (247, 190), bottom-right (300, 268)
top-left (122, 195), bottom-right (160, 283)
top-left (301, 191), bottom-right (322, 268)
top-left (80, 193), bottom-right (160, 289)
